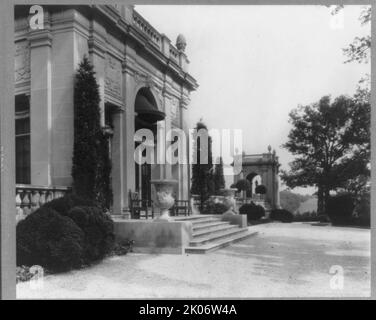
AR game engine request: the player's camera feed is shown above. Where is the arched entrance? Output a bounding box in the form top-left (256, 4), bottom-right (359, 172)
top-left (246, 172), bottom-right (262, 198)
top-left (234, 147), bottom-right (281, 209)
top-left (134, 87), bottom-right (165, 202)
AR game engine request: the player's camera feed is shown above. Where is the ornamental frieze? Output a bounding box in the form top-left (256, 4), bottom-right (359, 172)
top-left (15, 41), bottom-right (30, 83)
top-left (105, 54), bottom-right (122, 98)
top-left (170, 97), bottom-right (180, 126)
top-left (134, 71), bottom-right (155, 89)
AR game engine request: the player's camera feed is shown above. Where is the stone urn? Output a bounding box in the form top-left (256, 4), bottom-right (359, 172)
top-left (220, 188), bottom-right (238, 214)
top-left (151, 179), bottom-right (178, 222)
top-left (210, 195), bottom-right (224, 204)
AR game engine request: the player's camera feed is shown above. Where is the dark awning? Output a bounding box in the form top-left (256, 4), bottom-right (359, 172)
top-left (135, 94), bottom-right (165, 124)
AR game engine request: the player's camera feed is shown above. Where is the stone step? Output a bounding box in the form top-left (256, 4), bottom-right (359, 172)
top-left (185, 230), bottom-right (258, 254)
top-left (190, 218), bottom-right (224, 226)
top-left (189, 227), bottom-right (249, 247)
top-left (192, 221), bottom-right (230, 231)
top-left (174, 215), bottom-right (223, 226)
top-left (192, 224), bottom-right (239, 238)
top-left (173, 214), bottom-right (220, 221)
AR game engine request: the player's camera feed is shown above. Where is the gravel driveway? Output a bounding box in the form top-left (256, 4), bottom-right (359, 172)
top-left (17, 222), bottom-right (370, 298)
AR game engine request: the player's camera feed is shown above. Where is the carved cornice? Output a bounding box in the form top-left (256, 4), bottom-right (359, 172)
top-left (28, 29), bottom-right (53, 49)
top-left (134, 71), bottom-right (155, 89)
top-left (88, 36), bottom-right (106, 58)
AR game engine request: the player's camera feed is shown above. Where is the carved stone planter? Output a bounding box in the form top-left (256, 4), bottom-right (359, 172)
top-left (151, 179), bottom-right (178, 222)
top-left (220, 188), bottom-right (238, 215)
top-left (210, 195), bottom-right (224, 203)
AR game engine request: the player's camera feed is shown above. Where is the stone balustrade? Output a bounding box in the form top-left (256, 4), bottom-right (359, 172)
top-left (16, 184), bottom-right (71, 223)
top-left (132, 9), bottom-right (183, 65)
top-left (132, 10), bottom-right (162, 49)
top-left (169, 46), bottom-right (180, 63)
top-left (235, 194), bottom-right (265, 205)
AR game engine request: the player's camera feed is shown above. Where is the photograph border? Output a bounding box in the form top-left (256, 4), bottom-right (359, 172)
top-left (1, 0), bottom-right (374, 300)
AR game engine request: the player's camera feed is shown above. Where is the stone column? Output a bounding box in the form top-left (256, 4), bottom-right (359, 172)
top-left (29, 27), bottom-right (52, 186)
top-left (50, 9), bottom-right (89, 186)
top-left (162, 92), bottom-right (172, 180)
top-left (274, 171), bottom-right (281, 208)
top-left (262, 169), bottom-right (272, 205)
top-left (180, 100), bottom-right (189, 201)
top-left (122, 60), bottom-right (136, 209)
top-left (270, 166), bottom-right (276, 208)
top-left (156, 121), bottom-right (165, 179)
top-left (273, 162), bottom-right (281, 209)
top-left (111, 108), bottom-right (124, 214)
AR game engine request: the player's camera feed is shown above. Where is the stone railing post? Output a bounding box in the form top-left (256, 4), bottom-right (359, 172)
top-left (15, 185), bottom-right (70, 223)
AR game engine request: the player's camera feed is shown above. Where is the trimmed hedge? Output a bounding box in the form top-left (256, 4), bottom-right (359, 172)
top-left (255, 185), bottom-right (267, 195)
top-left (204, 200), bottom-right (228, 215)
top-left (270, 209), bottom-right (293, 223)
top-left (67, 206), bottom-right (114, 263)
top-left (239, 203), bottom-right (265, 221)
top-left (326, 193), bottom-right (354, 225)
top-left (16, 195), bottom-right (115, 272)
top-left (235, 179), bottom-right (251, 192)
top-left (293, 211), bottom-right (319, 222)
top-left (44, 193), bottom-right (98, 216)
top-left (17, 207), bottom-right (85, 272)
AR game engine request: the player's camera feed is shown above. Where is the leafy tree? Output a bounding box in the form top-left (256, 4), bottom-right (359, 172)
top-left (235, 179), bottom-right (251, 199)
top-left (213, 156), bottom-right (225, 194)
top-left (331, 5), bottom-right (371, 64)
top-left (343, 6), bottom-right (371, 64)
top-left (72, 56), bottom-right (112, 209)
top-left (190, 120), bottom-right (214, 210)
top-left (281, 95), bottom-right (370, 215)
top-left (279, 189), bottom-right (313, 213)
top-left (334, 5), bottom-right (371, 211)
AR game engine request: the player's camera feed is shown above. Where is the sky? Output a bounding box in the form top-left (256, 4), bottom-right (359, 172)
top-left (136, 5), bottom-right (371, 195)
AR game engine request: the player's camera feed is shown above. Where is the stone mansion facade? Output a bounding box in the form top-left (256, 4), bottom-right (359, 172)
top-left (14, 5), bottom-right (198, 217)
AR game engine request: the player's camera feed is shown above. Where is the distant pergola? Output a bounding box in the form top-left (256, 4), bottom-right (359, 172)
top-left (233, 146), bottom-right (281, 209)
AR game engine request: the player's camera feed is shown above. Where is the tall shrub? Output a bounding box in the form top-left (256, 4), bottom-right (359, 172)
top-left (191, 121), bottom-right (214, 210)
top-left (72, 56), bottom-right (112, 209)
top-left (214, 157), bottom-right (225, 194)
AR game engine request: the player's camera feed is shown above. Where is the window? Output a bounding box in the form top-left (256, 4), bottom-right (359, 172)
top-left (15, 94), bottom-right (30, 184)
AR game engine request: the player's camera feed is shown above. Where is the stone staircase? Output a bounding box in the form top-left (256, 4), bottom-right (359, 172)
top-left (174, 214), bottom-right (258, 254)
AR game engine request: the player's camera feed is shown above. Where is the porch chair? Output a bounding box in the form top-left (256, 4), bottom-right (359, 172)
top-left (128, 190), bottom-right (154, 219)
top-left (172, 200), bottom-right (191, 216)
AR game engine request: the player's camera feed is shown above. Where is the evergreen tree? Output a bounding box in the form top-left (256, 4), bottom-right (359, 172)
top-left (190, 120), bottom-right (214, 210)
top-left (213, 157), bottom-right (225, 194)
top-left (72, 56), bottom-right (112, 209)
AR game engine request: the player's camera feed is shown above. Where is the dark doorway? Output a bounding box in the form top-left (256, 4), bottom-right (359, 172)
top-left (134, 87), bottom-right (165, 202)
top-left (246, 172), bottom-right (258, 197)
